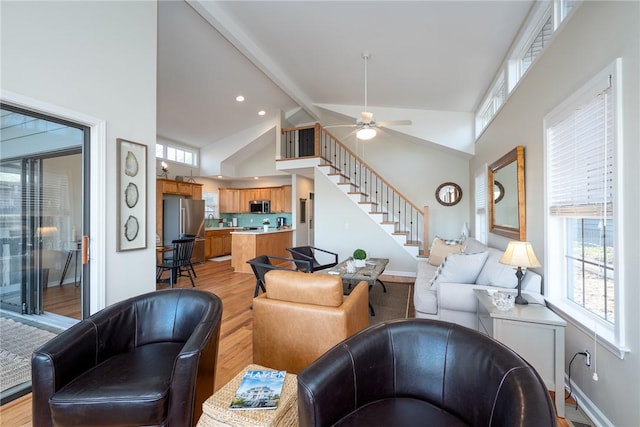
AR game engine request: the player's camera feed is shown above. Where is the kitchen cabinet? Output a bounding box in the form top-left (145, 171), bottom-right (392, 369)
top-left (219, 186), bottom-right (291, 213)
top-left (205, 229), bottom-right (233, 258)
top-left (205, 233), bottom-right (213, 259)
top-left (219, 189), bottom-right (240, 213)
top-left (240, 188), bottom-right (271, 213)
top-left (282, 185), bottom-right (292, 212)
top-left (158, 179), bottom-right (202, 199)
top-left (270, 185), bottom-right (292, 213)
top-left (231, 229), bottom-right (293, 273)
top-left (270, 187), bottom-right (283, 212)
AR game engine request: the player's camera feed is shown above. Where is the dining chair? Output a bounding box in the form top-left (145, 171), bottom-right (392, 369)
top-left (156, 238), bottom-right (196, 287)
top-left (246, 255), bottom-right (312, 297)
top-left (286, 246), bottom-right (338, 273)
top-left (179, 233), bottom-right (199, 278)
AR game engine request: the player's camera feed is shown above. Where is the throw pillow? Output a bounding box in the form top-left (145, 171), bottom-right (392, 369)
top-left (430, 251), bottom-right (489, 289)
top-left (428, 237), bottom-right (464, 266)
top-left (462, 237), bottom-right (488, 254)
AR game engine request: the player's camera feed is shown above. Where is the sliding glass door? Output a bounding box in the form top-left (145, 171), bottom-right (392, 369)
top-left (0, 105), bottom-right (88, 319)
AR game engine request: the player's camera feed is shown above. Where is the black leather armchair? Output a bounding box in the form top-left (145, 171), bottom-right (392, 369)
top-left (298, 319), bottom-right (557, 427)
top-left (32, 288), bottom-right (223, 427)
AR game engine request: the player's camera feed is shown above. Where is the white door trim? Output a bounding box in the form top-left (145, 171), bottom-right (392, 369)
top-left (1, 89), bottom-right (107, 315)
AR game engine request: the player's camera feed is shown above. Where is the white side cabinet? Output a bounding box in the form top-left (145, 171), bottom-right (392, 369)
top-left (474, 289), bottom-right (566, 418)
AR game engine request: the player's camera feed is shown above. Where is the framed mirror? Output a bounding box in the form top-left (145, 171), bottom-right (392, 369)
top-left (494, 181), bottom-right (505, 203)
top-left (435, 182), bottom-right (462, 206)
top-left (488, 146), bottom-right (525, 240)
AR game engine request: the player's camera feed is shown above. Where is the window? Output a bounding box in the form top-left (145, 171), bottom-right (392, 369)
top-left (520, 15), bottom-right (553, 77)
top-left (476, 74), bottom-right (506, 134)
top-left (475, 1), bottom-right (581, 137)
top-left (545, 61), bottom-right (624, 353)
top-left (155, 143), bottom-right (198, 167)
top-left (474, 166), bottom-right (488, 244)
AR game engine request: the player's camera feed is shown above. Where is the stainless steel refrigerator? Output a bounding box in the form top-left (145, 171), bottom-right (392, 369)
top-left (163, 196), bottom-right (205, 263)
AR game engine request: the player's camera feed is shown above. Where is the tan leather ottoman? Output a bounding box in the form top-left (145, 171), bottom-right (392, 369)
top-left (197, 364), bottom-right (298, 427)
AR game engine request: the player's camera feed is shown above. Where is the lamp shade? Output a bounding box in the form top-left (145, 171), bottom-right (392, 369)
top-left (356, 127), bottom-right (376, 140)
top-left (499, 241), bottom-right (541, 269)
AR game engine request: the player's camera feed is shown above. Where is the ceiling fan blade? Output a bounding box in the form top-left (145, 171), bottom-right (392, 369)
top-left (324, 124), bottom-right (358, 129)
top-left (377, 119), bottom-right (412, 127)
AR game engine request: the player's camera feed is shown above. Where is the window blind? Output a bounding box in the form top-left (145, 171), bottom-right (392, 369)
top-left (548, 83), bottom-right (614, 218)
top-left (474, 166), bottom-right (488, 243)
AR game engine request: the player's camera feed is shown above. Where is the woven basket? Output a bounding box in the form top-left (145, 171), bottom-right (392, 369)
top-left (197, 364), bottom-right (298, 427)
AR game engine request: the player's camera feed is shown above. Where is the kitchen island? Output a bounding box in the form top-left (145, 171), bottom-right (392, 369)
top-left (231, 228), bottom-right (293, 274)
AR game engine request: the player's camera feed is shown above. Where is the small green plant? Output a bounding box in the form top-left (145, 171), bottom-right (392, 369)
top-left (262, 218), bottom-right (270, 225)
top-left (353, 249), bottom-right (367, 260)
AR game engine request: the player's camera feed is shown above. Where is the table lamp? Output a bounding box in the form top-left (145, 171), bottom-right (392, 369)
top-left (499, 241), bottom-right (541, 305)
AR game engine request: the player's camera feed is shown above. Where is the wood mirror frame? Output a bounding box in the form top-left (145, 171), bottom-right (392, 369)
top-left (488, 145), bottom-right (526, 240)
top-left (435, 182), bottom-right (462, 206)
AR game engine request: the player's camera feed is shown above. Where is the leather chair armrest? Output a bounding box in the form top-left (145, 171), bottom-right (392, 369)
top-left (32, 321), bottom-right (98, 426)
top-left (338, 281), bottom-right (369, 335)
top-left (297, 340), bottom-right (359, 427)
top-left (169, 319), bottom-right (222, 426)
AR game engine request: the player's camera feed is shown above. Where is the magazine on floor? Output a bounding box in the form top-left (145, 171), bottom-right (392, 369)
top-left (229, 369), bottom-right (286, 410)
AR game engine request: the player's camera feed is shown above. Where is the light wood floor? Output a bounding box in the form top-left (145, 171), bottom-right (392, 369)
top-left (0, 260), bottom-right (570, 426)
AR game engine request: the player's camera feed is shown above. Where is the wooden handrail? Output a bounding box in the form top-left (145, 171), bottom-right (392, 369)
top-left (281, 123), bottom-right (426, 252)
top-left (318, 125), bottom-right (423, 215)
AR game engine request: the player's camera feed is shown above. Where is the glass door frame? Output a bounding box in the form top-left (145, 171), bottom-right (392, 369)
top-left (1, 102), bottom-right (90, 318)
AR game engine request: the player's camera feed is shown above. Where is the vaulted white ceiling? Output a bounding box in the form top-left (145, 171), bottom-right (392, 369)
top-left (157, 1), bottom-right (533, 164)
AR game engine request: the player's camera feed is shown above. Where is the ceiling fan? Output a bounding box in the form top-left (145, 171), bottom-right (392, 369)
top-left (328, 53), bottom-right (411, 140)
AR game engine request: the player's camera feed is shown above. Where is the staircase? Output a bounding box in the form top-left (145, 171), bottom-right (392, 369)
top-left (281, 124), bottom-right (425, 257)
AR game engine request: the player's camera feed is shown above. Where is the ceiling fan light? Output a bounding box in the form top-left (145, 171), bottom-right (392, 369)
top-left (357, 127), bottom-right (376, 140)
top-left (361, 111), bottom-right (374, 124)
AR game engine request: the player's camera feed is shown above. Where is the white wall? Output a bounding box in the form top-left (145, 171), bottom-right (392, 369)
top-left (1, 1), bottom-right (158, 307)
top-left (471, 2), bottom-right (639, 424)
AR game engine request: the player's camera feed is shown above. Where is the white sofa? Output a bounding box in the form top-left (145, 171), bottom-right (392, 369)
top-left (413, 238), bottom-right (542, 330)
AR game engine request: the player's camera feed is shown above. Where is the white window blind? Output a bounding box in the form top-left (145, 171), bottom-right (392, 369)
top-left (548, 81), bottom-right (613, 218)
top-left (474, 166), bottom-right (488, 243)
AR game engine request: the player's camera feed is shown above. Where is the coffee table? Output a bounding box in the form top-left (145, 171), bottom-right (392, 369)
top-left (326, 257), bottom-right (389, 316)
top-left (197, 364), bottom-right (298, 427)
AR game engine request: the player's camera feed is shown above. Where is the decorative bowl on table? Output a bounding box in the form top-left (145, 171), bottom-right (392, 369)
top-left (491, 291), bottom-right (515, 311)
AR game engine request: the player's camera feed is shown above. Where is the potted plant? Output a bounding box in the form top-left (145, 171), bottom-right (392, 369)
top-left (262, 218), bottom-right (270, 232)
top-left (353, 248), bottom-right (367, 267)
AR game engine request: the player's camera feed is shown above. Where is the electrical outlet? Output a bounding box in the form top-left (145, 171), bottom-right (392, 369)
top-left (584, 350), bottom-right (592, 367)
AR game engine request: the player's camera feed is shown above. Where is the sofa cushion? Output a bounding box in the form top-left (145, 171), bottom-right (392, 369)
top-left (333, 397), bottom-right (467, 427)
top-left (476, 248), bottom-right (518, 288)
top-left (430, 251), bottom-right (489, 290)
top-left (414, 261), bottom-right (439, 315)
top-left (428, 238), bottom-right (464, 266)
top-left (50, 342), bottom-right (182, 426)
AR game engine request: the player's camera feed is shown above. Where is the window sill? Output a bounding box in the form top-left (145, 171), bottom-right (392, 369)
top-left (546, 298), bottom-right (629, 360)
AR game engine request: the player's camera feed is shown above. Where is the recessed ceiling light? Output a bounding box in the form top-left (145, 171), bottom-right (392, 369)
top-left (254, 176), bottom-right (259, 180)
top-left (236, 95), bottom-right (245, 102)
top-left (258, 110), bottom-right (266, 116)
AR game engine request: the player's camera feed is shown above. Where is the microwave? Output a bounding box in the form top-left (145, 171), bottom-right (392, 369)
top-left (249, 200), bottom-right (270, 213)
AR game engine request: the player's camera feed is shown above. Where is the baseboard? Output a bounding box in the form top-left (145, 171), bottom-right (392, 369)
top-left (565, 376), bottom-right (612, 426)
top-left (380, 270), bottom-right (416, 283)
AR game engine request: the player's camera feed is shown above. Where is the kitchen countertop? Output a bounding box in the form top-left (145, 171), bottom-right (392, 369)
top-left (230, 228), bottom-right (293, 235)
top-left (205, 226), bottom-right (243, 231)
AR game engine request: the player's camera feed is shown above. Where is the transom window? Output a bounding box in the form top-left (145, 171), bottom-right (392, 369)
top-left (156, 143), bottom-right (198, 167)
top-left (475, 0), bottom-right (580, 137)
